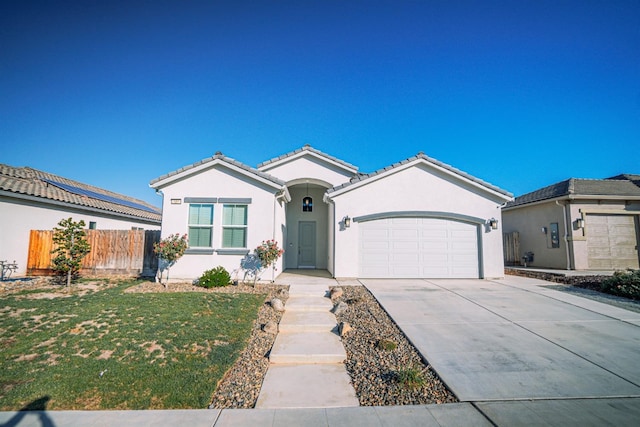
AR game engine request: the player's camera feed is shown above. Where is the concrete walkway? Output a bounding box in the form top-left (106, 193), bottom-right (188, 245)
top-left (3, 273), bottom-right (640, 426)
top-left (255, 272), bottom-right (359, 408)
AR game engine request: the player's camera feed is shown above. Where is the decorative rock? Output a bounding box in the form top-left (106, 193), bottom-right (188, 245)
top-left (270, 297), bottom-right (285, 312)
top-left (330, 287), bottom-right (344, 300)
top-left (339, 321), bottom-right (352, 336)
top-left (332, 301), bottom-right (348, 316)
top-left (262, 321), bottom-right (278, 334)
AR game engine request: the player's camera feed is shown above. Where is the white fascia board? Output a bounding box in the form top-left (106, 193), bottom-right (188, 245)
top-left (259, 151), bottom-right (358, 175)
top-left (151, 159), bottom-right (283, 191)
top-left (328, 158), bottom-right (512, 202)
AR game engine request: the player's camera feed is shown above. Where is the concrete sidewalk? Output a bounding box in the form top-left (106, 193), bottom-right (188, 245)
top-left (3, 399), bottom-right (640, 426)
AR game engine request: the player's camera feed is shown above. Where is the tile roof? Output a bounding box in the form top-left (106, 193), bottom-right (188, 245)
top-left (326, 152), bottom-right (512, 198)
top-left (149, 152), bottom-right (286, 188)
top-left (505, 176), bottom-right (640, 208)
top-left (0, 164), bottom-right (161, 222)
top-left (257, 144), bottom-right (359, 172)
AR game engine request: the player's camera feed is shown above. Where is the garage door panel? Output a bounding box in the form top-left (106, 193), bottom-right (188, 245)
top-left (587, 214), bottom-right (639, 270)
top-left (360, 217), bottom-right (480, 278)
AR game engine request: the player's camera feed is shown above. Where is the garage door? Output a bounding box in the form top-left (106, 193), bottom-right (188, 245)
top-left (359, 217), bottom-right (480, 278)
top-left (587, 214), bottom-right (639, 270)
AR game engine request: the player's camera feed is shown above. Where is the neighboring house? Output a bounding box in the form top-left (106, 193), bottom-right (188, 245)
top-left (502, 174), bottom-right (640, 271)
top-left (150, 145), bottom-right (512, 281)
top-left (0, 164), bottom-right (162, 276)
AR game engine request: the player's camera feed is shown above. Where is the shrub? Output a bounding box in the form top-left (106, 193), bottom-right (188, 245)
top-left (395, 366), bottom-right (425, 389)
top-left (197, 266), bottom-right (231, 288)
top-left (376, 339), bottom-right (397, 351)
top-left (600, 269), bottom-right (640, 300)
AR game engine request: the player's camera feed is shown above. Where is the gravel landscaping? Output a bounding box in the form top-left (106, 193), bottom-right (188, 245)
top-left (209, 283), bottom-right (457, 408)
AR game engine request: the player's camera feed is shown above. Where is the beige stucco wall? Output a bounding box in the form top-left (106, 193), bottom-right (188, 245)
top-left (329, 163), bottom-right (509, 278)
top-left (502, 202), bottom-right (570, 269)
top-left (0, 196), bottom-right (160, 276)
top-left (155, 164), bottom-right (285, 281)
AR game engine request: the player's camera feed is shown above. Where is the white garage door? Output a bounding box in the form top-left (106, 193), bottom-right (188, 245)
top-left (359, 217), bottom-right (480, 278)
top-left (587, 214), bottom-right (639, 270)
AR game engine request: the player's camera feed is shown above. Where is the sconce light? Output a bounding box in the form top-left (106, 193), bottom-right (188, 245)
top-left (576, 218), bottom-right (585, 229)
top-left (343, 216), bottom-right (351, 228)
top-left (541, 227), bottom-right (547, 234)
top-left (488, 218), bottom-right (498, 230)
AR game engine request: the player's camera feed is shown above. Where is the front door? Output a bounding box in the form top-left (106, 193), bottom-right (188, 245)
top-left (298, 221), bottom-right (316, 268)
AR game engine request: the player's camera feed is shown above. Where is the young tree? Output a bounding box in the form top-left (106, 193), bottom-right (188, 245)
top-left (153, 233), bottom-right (188, 288)
top-left (51, 217), bottom-right (91, 287)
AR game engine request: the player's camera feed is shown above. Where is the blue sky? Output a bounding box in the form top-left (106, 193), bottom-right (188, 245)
top-left (2, 0), bottom-right (639, 207)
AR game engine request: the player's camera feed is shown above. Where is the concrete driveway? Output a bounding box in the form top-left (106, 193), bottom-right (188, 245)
top-left (362, 275), bottom-right (640, 402)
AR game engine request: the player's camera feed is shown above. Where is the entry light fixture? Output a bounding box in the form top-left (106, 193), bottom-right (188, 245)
top-left (488, 218), bottom-right (498, 230)
top-left (576, 218), bottom-right (585, 229)
top-left (343, 216), bottom-right (351, 228)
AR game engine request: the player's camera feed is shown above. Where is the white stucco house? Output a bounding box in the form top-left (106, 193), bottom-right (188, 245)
top-left (0, 164), bottom-right (162, 276)
top-left (150, 145), bottom-right (512, 281)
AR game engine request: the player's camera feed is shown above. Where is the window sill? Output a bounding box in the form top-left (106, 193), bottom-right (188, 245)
top-left (185, 248), bottom-right (214, 255)
top-left (216, 249), bottom-right (250, 255)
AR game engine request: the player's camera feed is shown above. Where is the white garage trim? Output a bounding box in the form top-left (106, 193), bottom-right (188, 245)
top-left (354, 211), bottom-right (487, 225)
top-left (358, 213), bottom-right (483, 279)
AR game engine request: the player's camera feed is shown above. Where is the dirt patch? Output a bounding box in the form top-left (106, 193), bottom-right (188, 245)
top-left (96, 350), bottom-right (114, 360)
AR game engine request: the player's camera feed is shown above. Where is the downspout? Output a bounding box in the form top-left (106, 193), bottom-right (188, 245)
top-left (556, 200), bottom-right (572, 270)
top-left (323, 193), bottom-right (336, 278)
top-left (272, 189), bottom-right (288, 281)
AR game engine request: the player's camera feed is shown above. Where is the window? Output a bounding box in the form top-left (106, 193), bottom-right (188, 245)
top-left (89, 221), bottom-right (97, 230)
top-left (550, 222), bottom-right (560, 248)
top-left (302, 196), bottom-right (313, 212)
top-left (222, 204), bottom-right (247, 248)
top-left (188, 204), bottom-right (214, 247)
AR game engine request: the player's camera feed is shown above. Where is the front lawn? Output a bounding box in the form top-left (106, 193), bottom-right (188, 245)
top-left (0, 279), bottom-right (264, 410)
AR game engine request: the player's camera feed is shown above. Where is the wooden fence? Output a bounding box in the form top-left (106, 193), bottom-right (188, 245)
top-left (503, 231), bottom-right (521, 265)
top-left (27, 229), bottom-right (161, 277)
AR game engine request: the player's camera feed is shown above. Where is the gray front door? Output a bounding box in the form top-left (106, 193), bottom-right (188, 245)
top-left (298, 221), bottom-right (316, 268)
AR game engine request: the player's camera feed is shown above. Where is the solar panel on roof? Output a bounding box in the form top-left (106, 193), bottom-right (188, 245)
top-left (43, 179), bottom-right (158, 214)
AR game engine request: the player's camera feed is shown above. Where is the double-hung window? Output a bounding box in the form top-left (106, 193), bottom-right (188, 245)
top-left (222, 204), bottom-right (247, 248)
top-left (188, 204), bottom-right (214, 247)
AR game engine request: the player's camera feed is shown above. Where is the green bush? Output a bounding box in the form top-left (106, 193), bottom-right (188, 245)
top-left (600, 270), bottom-right (640, 300)
top-left (197, 266), bottom-right (231, 288)
top-left (376, 338), bottom-right (397, 351)
top-left (395, 366), bottom-right (425, 389)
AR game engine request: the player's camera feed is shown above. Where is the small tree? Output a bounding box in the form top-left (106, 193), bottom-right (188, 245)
top-left (153, 233), bottom-right (188, 287)
top-left (255, 240), bottom-right (284, 270)
top-left (51, 217), bottom-right (91, 287)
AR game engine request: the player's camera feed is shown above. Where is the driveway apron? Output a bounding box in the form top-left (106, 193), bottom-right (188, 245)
top-left (363, 276), bottom-right (640, 402)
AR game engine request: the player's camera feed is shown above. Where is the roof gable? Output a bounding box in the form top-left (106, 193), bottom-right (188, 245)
top-left (0, 164), bottom-right (161, 222)
top-left (150, 152), bottom-right (286, 190)
top-left (257, 144), bottom-right (358, 175)
top-left (326, 152), bottom-right (512, 201)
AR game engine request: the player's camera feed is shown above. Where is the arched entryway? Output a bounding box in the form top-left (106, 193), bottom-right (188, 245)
top-left (284, 181), bottom-right (331, 270)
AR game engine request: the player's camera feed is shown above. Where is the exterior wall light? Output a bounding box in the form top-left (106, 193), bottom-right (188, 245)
top-left (343, 216), bottom-right (351, 228)
top-left (488, 218), bottom-right (498, 230)
top-left (576, 218), bottom-right (585, 229)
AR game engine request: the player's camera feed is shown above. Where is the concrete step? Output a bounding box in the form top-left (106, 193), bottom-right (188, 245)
top-left (255, 363), bottom-right (359, 408)
top-left (269, 331), bottom-right (346, 364)
top-left (278, 310), bottom-right (338, 333)
top-left (287, 284), bottom-right (330, 297)
top-left (285, 296), bottom-right (334, 312)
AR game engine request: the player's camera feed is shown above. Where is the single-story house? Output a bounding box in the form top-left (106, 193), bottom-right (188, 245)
top-left (150, 145), bottom-right (512, 281)
top-left (0, 164), bottom-right (162, 276)
top-left (502, 174), bottom-right (640, 270)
